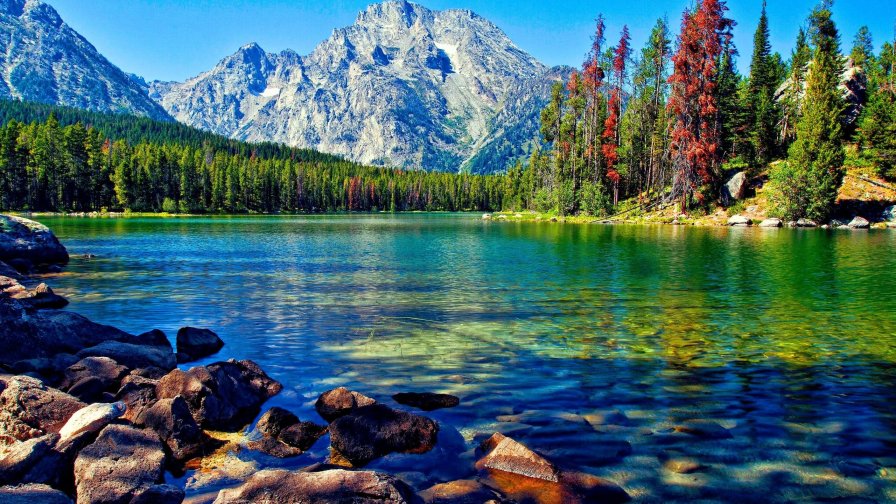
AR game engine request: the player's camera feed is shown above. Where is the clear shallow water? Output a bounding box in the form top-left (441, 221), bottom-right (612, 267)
top-left (37, 215), bottom-right (896, 502)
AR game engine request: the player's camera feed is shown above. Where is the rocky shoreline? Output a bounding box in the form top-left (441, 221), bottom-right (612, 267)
top-left (0, 215), bottom-right (631, 504)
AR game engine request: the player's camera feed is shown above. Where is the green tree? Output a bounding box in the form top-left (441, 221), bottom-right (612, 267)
top-left (746, 1), bottom-right (782, 167)
top-left (780, 28), bottom-right (813, 145)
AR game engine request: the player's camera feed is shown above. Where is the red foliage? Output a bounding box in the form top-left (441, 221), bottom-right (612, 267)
top-left (602, 27), bottom-right (631, 187)
top-left (667, 0), bottom-right (735, 207)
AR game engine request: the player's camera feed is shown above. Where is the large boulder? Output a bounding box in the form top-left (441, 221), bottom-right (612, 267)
top-left (0, 433), bottom-right (59, 485)
top-left (156, 359), bottom-right (282, 431)
top-left (315, 387), bottom-right (377, 423)
top-left (248, 407), bottom-right (326, 458)
top-left (0, 215), bottom-right (69, 271)
top-left (115, 375), bottom-right (160, 424)
top-left (476, 433), bottom-right (629, 504)
top-left (848, 216), bottom-right (871, 229)
top-left (175, 327), bottom-right (224, 363)
top-left (723, 171), bottom-right (748, 202)
top-left (0, 375), bottom-right (85, 442)
top-left (758, 218), bottom-right (783, 228)
top-left (135, 396), bottom-right (221, 463)
top-left (393, 392), bottom-right (460, 411)
top-left (0, 484), bottom-right (72, 504)
top-left (727, 215), bottom-right (752, 227)
top-left (77, 340), bottom-right (176, 372)
top-left (213, 468), bottom-right (420, 504)
top-left (74, 424), bottom-right (181, 504)
top-left (329, 404), bottom-right (439, 467)
top-left (61, 357), bottom-right (129, 402)
top-left (0, 299), bottom-right (135, 369)
top-left (58, 402), bottom-right (126, 444)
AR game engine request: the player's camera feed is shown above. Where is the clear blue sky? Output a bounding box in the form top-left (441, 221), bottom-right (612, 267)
top-left (48, 0), bottom-right (895, 82)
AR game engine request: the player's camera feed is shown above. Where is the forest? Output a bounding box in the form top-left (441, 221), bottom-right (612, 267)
top-left (503, 0), bottom-right (896, 222)
top-left (0, 101), bottom-right (506, 213)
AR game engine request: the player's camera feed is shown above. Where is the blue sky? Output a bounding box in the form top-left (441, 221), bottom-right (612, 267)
top-left (48, 0), bottom-right (895, 82)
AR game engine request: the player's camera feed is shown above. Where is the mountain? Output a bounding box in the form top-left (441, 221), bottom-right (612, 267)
top-left (150, 0), bottom-right (561, 173)
top-left (0, 0), bottom-right (170, 120)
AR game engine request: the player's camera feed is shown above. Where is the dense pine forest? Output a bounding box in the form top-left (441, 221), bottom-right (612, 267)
top-left (503, 0), bottom-right (896, 222)
top-left (0, 101), bottom-right (506, 213)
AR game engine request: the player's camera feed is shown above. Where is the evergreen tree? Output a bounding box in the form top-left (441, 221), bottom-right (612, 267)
top-left (859, 38), bottom-right (896, 178)
top-left (771, 0), bottom-right (845, 221)
top-left (850, 26), bottom-right (874, 68)
top-left (746, 2), bottom-right (782, 167)
top-left (780, 28), bottom-right (813, 145)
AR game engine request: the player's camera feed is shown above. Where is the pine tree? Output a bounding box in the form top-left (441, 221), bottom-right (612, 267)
top-left (771, 0), bottom-right (845, 221)
top-left (780, 28), bottom-right (812, 145)
top-left (603, 26), bottom-right (631, 206)
top-left (850, 26), bottom-right (874, 69)
top-left (746, 1), bottom-right (781, 167)
top-left (859, 38), bottom-right (896, 178)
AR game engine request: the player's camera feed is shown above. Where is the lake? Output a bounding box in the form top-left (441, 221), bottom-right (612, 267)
top-left (37, 214), bottom-right (896, 502)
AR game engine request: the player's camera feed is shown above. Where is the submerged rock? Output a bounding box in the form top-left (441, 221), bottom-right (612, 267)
top-left (475, 432), bottom-right (558, 482)
top-left (0, 484), bottom-right (72, 504)
top-left (0, 375), bottom-right (85, 442)
top-left (393, 392), bottom-right (460, 411)
top-left (74, 424), bottom-right (178, 504)
top-left (419, 479), bottom-right (507, 504)
top-left (0, 215), bottom-right (69, 270)
top-left (156, 359), bottom-right (282, 431)
top-left (672, 420), bottom-right (733, 439)
top-left (315, 387), bottom-right (377, 423)
top-left (213, 468), bottom-right (419, 504)
top-left (176, 327), bottom-right (224, 363)
top-left (329, 404), bottom-right (439, 467)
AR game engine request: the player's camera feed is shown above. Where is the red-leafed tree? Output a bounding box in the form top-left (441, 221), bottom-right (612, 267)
top-left (667, 0), bottom-right (735, 212)
top-left (603, 26), bottom-right (631, 206)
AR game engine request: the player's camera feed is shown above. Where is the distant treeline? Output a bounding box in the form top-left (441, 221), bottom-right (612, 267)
top-left (0, 100), bottom-right (505, 213)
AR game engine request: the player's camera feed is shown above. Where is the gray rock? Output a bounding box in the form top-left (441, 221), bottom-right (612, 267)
top-left (0, 215), bottom-right (68, 269)
top-left (758, 218), bottom-right (783, 228)
top-left (0, 484), bottom-right (72, 504)
top-left (883, 205), bottom-right (896, 222)
top-left (796, 219), bottom-right (818, 228)
top-left (724, 171), bottom-right (748, 201)
top-left (74, 424), bottom-right (171, 504)
top-left (155, 359), bottom-right (282, 431)
top-left (77, 340), bottom-right (176, 372)
top-left (0, 375), bottom-right (85, 442)
top-left (176, 327), bottom-right (224, 363)
top-left (212, 468), bottom-right (419, 504)
top-left (58, 402), bottom-right (126, 444)
top-left (315, 386), bottom-right (377, 423)
top-left (727, 215), bottom-right (752, 227)
top-left (848, 216), bottom-right (871, 229)
top-left (329, 403), bottom-right (439, 467)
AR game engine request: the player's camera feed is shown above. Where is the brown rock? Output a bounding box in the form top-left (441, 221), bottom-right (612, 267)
top-left (0, 434), bottom-right (59, 485)
top-left (248, 407), bottom-right (326, 458)
top-left (476, 433), bottom-right (558, 482)
top-left (61, 357), bottom-right (128, 401)
top-left (314, 387), bottom-right (376, 423)
top-left (663, 457), bottom-right (704, 474)
top-left (329, 403), bottom-right (439, 467)
top-left (156, 359), bottom-right (282, 431)
top-left (115, 375), bottom-right (159, 423)
top-left (135, 396), bottom-right (221, 463)
top-left (212, 468), bottom-right (419, 504)
top-left (673, 420), bottom-right (733, 439)
top-left (419, 479), bottom-right (507, 504)
top-left (0, 375), bottom-right (85, 442)
top-left (393, 392), bottom-right (460, 411)
top-left (0, 483), bottom-right (72, 504)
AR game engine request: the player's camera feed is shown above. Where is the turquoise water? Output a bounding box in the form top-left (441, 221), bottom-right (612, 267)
top-left (37, 215), bottom-right (896, 502)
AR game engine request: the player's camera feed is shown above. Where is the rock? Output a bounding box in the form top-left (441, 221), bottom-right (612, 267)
top-left (135, 396), bottom-right (221, 463)
top-left (796, 218), bottom-right (818, 228)
top-left (663, 457), bottom-right (704, 474)
top-left (10, 353), bottom-right (78, 384)
top-left (213, 468), bottom-right (419, 504)
top-left (883, 205), bottom-right (896, 222)
top-left (156, 359), bottom-right (282, 431)
top-left (0, 260), bottom-right (22, 281)
top-left (115, 375), bottom-right (159, 423)
top-left (0, 302), bottom-right (135, 369)
top-left (329, 404), bottom-right (439, 467)
top-left (136, 329), bottom-right (171, 348)
top-left (475, 432), bottom-right (558, 482)
top-left (77, 340), bottom-right (176, 372)
top-left (74, 424), bottom-right (172, 504)
top-left (673, 420), bottom-right (733, 439)
top-left (8, 283), bottom-right (69, 310)
top-left (727, 215), bottom-right (752, 227)
top-left (848, 216), bottom-right (871, 229)
top-left (0, 484), bottom-right (72, 504)
top-left (419, 479), bottom-right (507, 504)
top-left (58, 402), bottom-right (126, 444)
top-left (315, 387), bottom-right (377, 423)
top-left (176, 327), bottom-right (224, 363)
top-left (0, 434), bottom-right (59, 485)
top-left (61, 357), bottom-right (129, 400)
top-left (130, 484), bottom-right (185, 504)
top-left (724, 171), bottom-right (748, 201)
top-left (482, 214), bottom-right (492, 220)
top-left (0, 375), bottom-right (85, 442)
top-left (758, 218), bottom-right (783, 228)
top-left (0, 215), bottom-right (69, 270)
top-left (830, 218), bottom-right (849, 228)
top-left (248, 407), bottom-right (326, 458)
top-left (393, 392), bottom-right (460, 411)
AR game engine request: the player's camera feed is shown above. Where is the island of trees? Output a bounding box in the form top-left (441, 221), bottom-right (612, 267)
top-left (503, 0), bottom-right (895, 222)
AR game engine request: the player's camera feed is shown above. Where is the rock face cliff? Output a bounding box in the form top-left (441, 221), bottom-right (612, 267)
top-left (151, 0), bottom-right (560, 172)
top-left (0, 0), bottom-right (171, 120)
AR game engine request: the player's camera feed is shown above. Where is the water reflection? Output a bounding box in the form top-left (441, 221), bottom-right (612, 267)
top-left (38, 215), bottom-right (896, 502)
